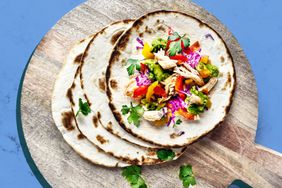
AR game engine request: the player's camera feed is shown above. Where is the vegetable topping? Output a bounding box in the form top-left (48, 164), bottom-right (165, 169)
top-left (121, 28), bottom-right (219, 128)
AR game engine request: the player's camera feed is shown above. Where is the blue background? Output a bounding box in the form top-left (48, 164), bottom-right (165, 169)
top-left (0, 0), bottom-right (281, 187)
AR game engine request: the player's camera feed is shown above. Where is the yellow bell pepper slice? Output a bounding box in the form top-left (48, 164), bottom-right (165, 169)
top-left (146, 81), bottom-right (158, 101)
top-left (200, 55), bottom-right (209, 64)
top-left (142, 42), bottom-right (154, 59)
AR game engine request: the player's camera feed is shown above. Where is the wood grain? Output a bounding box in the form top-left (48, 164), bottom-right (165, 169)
top-left (20, 0), bottom-right (282, 187)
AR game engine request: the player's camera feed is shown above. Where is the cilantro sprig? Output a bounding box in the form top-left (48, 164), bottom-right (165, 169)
top-left (126, 58), bottom-right (141, 76)
top-left (167, 31), bottom-right (190, 56)
top-left (173, 119), bottom-right (182, 128)
top-left (76, 98), bottom-right (91, 116)
top-left (179, 164), bottom-right (196, 187)
top-left (122, 165), bottom-right (147, 188)
top-left (121, 102), bottom-right (144, 127)
top-left (157, 149), bottom-right (175, 161)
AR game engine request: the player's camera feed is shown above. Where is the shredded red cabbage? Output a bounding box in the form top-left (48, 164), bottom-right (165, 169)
top-left (136, 37), bottom-right (144, 46)
top-left (136, 46), bottom-right (143, 50)
top-left (135, 73), bottom-right (151, 86)
top-left (169, 97), bottom-right (188, 112)
top-left (184, 50), bottom-right (201, 68)
top-left (166, 97), bottom-right (187, 126)
top-left (180, 84), bottom-right (191, 96)
top-left (205, 33), bottom-right (214, 41)
top-left (136, 37), bottom-right (144, 50)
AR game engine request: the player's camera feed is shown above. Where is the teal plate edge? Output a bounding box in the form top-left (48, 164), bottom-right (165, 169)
top-left (16, 47), bottom-right (52, 188)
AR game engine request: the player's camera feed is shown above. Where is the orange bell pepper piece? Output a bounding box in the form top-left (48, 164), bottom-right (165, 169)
top-left (178, 108), bottom-right (195, 120)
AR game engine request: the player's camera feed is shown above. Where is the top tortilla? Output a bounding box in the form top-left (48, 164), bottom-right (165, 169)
top-left (106, 10), bottom-right (236, 147)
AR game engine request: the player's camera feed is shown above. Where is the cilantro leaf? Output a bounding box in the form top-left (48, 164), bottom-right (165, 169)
top-left (121, 105), bottom-right (130, 115)
top-left (173, 119), bottom-right (182, 128)
top-left (127, 64), bottom-right (135, 76)
top-left (122, 166), bottom-right (147, 188)
top-left (168, 31), bottom-right (181, 41)
top-left (168, 40), bottom-right (182, 56)
top-left (176, 119), bottom-right (182, 125)
top-left (127, 58), bottom-right (139, 64)
top-left (181, 37), bottom-right (190, 48)
top-left (122, 165), bottom-right (141, 177)
top-left (76, 98), bottom-right (91, 116)
top-left (157, 149), bottom-right (175, 161)
top-left (126, 59), bottom-right (140, 76)
top-left (167, 32), bottom-right (190, 56)
top-left (179, 164), bottom-right (196, 188)
top-left (121, 103), bottom-right (144, 127)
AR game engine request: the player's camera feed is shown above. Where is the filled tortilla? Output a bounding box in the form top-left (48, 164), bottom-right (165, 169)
top-left (52, 35), bottom-right (128, 167)
top-left (62, 20), bottom-right (185, 165)
top-left (106, 10), bottom-right (235, 147)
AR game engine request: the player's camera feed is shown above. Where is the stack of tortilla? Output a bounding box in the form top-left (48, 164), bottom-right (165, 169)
top-left (52, 10), bottom-right (235, 167)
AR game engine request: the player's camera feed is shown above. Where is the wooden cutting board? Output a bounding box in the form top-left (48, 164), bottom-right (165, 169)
top-left (19, 0), bottom-right (282, 187)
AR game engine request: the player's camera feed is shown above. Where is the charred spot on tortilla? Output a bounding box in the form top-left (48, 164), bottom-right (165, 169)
top-left (181, 147), bottom-right (187, 153)
top-left (80, 38), bottom-right (85, 43)
top-left (220, 56), bottom-right (225, 63)
top-left (61, 111), bottom-right (75, 131)
top-left (74, 53), bottom-right (84, 63)
top-left (77, 133), bottom-right (86, 139)
top-left (110, 79), bottom-right (118, 89)
top-left (66, 88), bottom-right (74, 106)
top-left (107, 122), bottom-right (113, 132)
top-left (122, 19), bottom-right (132, 24)
top-left (93, 116), bottom-right (98, 128)
top-left (84, 94), bottom-right (91, 106)
top-left (79, 71), bottom-right (85, 90)
top-left (199, 22), bottom-right (205, 28)
top-left (111, 30), bottom-right (124, 45)
top-left (97, 111), bottom-right (101, 120)
top-left (98, 78), bottom-right (106, 92)
top-left (227, 72), bottom-right (231, 82)
top-left (74, 67), bottom-right (80, 79)
top-left (99, 26), bottom-right (108, 35)
top-left (96, 135), bottom-right (108, 144)
top-left (80, 34), bottom-right (96, 65)
top-left (134, 20), bottom-right (144, 30)
top-left (147, 150), bottom-right (156, 156)
top-left (157, 25), bottom-right (166, 32)
top-left (118, 35), bottom-right (130, 51)
top-left (109, 103), bottom-right (123, 124)
top-left (70, 82), bottom-right (76, 89)
top-left (139, 32), bottom-right (144, 38)
top-left (145, 26), bottom-right (154, 34)
top-left (96, 146), bottom-right (103, 153)
top-left (223, 72), bottom-right (232, 90)
top-left (111, 50), bottom-right (121, 63)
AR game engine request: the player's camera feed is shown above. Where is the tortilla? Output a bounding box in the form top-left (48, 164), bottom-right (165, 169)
top-left (72, 20), bottom-right (185, 165)
top-left (52, 35), bottom-right (128, 167)
top-left (106, 10), bottom-right (235, 147)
